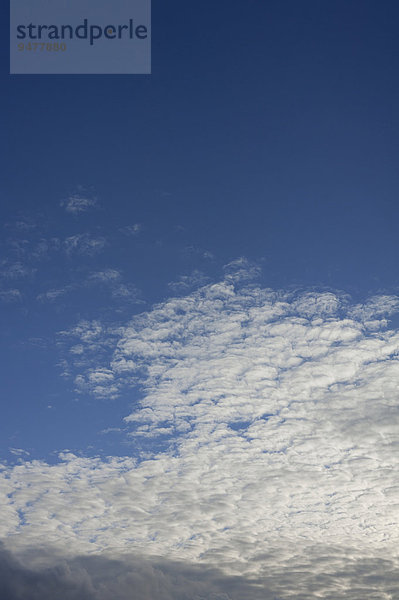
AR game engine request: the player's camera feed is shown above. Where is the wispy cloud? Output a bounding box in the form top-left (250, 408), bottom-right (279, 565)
top-left (61, 194), bottom-right (98, 214)
top-left (37, 285), bottom-right (74, 303)
top-left (120, 224), bottom-right (143, 236)
top-left (88, 269), bottom-right (122, 284)
top-left (86, 270), bottom-right (143, 305)
top-left (35, 270), bottom-right (141, 306)
top-left (4, 216), bottom-right (37, 232)
top-left (64, 234), bottom-right (107, 256)
top-left (111, 283), bottom-right (143, 303)
top-left (0, 260), bottom-right (35, 279)
top-left (58, 319), bottom-right (121, 382)
top-left (0, 289), bottom-right (21, 302)
top-left (168, 269), bottom-right (210, 293)
top-left (183, 245), bottom-right (215, 260)
top-left (9, 448), bottom-right (30, 457)
top-left (223, 257), bottom-right (261, 281)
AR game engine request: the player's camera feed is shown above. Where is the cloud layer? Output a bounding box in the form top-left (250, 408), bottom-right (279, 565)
top-left (1, 542), bottom-right (399, 600)
top-left (2, 275), bottom-right (399, 597)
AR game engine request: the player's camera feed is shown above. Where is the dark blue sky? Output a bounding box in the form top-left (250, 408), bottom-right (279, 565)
top-left (1, 0), bottom-right (399, 460)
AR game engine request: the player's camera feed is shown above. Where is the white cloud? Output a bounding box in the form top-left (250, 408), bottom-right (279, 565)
top-left (62, 319), bottom-right (107, 343)
top-left (183, 245), bottom-right (215, 261)
top-left (168, 270), bottom-right (210, 293)
top-left (100, 427), bottom-right (124, 434)
top-left (64, 234), bottom-right (107, 256)
top-left (61, 195), bottom-right (98, 214)
top-left (2, 276), bottom-right (399, 597)
top-left (86, 270), bottom-right (143, 305)
top-left (111, 283), bottom-right (143, 303)
top-left (223, 257), bottom-right (261, 281)
top-left (9, 448), bottom-right (30, 457)
top-left (0, 261), bottom-right (34, 279)
top-left (37, 286), bottom-right (71, 302)
top-left (57, 320), bottom-right (122, 386)
top-left (120, 224), bottom-right (143, 236)
top-left (10, 218), bottom-right (37, 231)
top-left (348, 295), bottom-right (399, 326)
top-left (0, 289), bottom-right (21, 302)
top-left (88, 269), bottom-right (122, 284)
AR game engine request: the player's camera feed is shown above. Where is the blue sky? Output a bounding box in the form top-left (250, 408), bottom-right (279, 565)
top-left (2, 1), bottom-right (399, 598)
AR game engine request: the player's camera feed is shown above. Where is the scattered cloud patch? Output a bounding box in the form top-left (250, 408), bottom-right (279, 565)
top-left (88, 270), bottom-right (122, 284)
top-left (348, 295), bottom-right (399, 325)
top-left (120, 224), bottom-right (143, 236)
top-left (37, 286), bottom-right (72, 303)
top-left (9, 448), bottom-right (30, 457)
top-left (168, 270), bottom-right (211, 293)
top-left (4, 217), bottom-right (37, 232)
top-left (0, 260), bottom-right (35, 279)
top-left (111, 283), bottom-right (144, 304)
top-left (100, 427), bottom-right (124, 435)
top-left (86, 270), bottom-right (143, 305)
top-left (58, 320), bottom-right (122, 383)
top-left (64, 234), bottom-right (107, 256)
top-left (183, 245), bottom-right (215, 261)
top-left (223, 257), bottom-right (261, 282)
top-left (0, 289), bottom-right (21, 303)
top-left (61, 194), bottom-right (98, 214)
